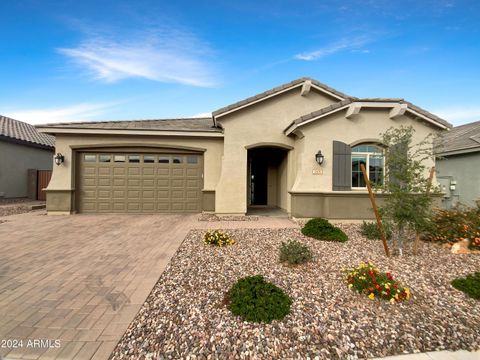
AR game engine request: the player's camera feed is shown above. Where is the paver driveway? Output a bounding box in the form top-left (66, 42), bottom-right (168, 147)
top-left (0, 212), bottom-right (196, 360)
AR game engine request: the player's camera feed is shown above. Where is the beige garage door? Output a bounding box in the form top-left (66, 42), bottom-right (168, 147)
top-left (77, 152), bottom-right (203, 213)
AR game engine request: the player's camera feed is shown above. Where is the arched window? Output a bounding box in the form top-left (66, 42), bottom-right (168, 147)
top-left (351, 144), bottom-right (384, 188)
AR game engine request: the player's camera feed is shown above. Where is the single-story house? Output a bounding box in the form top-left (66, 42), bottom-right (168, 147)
top-left (36, 77), bottom-right (451, 218)
top-left (435, 120), bottom-right (480, 208)
top-left (0, 115), bottom-right (55, 199)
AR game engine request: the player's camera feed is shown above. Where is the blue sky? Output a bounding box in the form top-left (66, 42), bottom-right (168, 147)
top-left (1, 0), bottom-right (479, 125)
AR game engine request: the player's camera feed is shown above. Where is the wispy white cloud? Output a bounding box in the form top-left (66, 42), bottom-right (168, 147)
top-left (4, 102), bottom-right (115, 125)
top-left (294, 36), bottom-right (371, 61)
top-left (434, 106), bottom-right (480, 126)
top-left (58, 28), bottom-right (217, 87)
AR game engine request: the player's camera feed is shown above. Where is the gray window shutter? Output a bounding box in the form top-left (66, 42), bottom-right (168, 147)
top-left (332, 140), bottom-right (352, 191)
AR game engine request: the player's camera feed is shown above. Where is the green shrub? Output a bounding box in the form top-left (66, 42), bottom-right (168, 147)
top-left (203, 230), bottom-right (235, 246)
top-left (360, 221), bottom-right (392, 240)
top-left (227, 275), bottom-right (292, 323)
top-left (301, 218), bottom-right (348, 242)
top-left (451, 272), bottom-right (480, 300)
top-left (279, 240), bottom-right (313, 265)
top-left (423, 205), bottom-right (480, 250)
top-left (343, 262), bottom-right (411, 303)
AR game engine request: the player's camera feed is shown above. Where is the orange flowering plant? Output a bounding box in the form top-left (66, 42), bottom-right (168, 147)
top-left (342, 262), bottom-right (411, 304)
top-left (424, 205), bottom-right (480, 250)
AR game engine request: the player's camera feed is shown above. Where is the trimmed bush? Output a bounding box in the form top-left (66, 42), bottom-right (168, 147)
top-left (203, 230), bottom-right (235, 246)
top-left (279, 240), bottom-right (313, 265)
top-left (451, 272), bottom-right (480, 300)
top-left (343, 262), bottom-right (411, 303)
top-left (227, 275), bottom-right (292, 323)
top-left (360, 221), bottom-right (392, 240)
top-left (301, 218), bottom-right (348, 242)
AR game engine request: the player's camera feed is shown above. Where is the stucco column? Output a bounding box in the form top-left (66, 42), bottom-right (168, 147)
top-left (215, 148), bottom-right (247, 214)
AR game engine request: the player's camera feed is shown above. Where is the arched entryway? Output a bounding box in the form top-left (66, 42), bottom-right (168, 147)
top-left (246, 145), bottom-right (290, 215)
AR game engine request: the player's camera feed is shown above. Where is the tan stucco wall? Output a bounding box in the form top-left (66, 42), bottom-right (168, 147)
top-left (215, 87), bottom-right (338, 214)
top-left (291, 108), bottom-right (440, 193)
top-left (47, 134), bottom-right (224, 213)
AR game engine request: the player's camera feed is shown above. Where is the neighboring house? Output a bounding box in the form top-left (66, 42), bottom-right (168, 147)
top-left (36, 77), bottom-right (451, 218)
top-left (435, 120), bottom-right (480, 208)
top-left (0, 115), bottom-right (55, 199)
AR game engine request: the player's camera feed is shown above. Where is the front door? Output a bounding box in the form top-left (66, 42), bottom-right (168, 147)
top-left (250, 158), bottom-right (268, 205)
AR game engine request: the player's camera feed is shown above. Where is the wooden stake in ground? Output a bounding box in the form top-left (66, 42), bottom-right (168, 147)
top-left (413, 166), bottom-right (436, 255)
top-left (360, 163), bottom-right (390, 257)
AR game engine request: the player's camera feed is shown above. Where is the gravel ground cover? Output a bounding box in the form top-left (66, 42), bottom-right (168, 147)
top-left (112, 225), bottom-right (479, 359)
top-left (198, 214), bottom-right (259, 222)
top-left (0, 204), bottom-right (32, 217)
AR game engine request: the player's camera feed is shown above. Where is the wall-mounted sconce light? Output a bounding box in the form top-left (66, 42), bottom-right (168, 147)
top-left (54, 153), bottom-right (65, 166)
top-left (315, 150), bottom-right (324, 165)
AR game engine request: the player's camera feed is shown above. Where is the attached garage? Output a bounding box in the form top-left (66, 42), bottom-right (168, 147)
top-left (77, 150), bottom-right (203, 213)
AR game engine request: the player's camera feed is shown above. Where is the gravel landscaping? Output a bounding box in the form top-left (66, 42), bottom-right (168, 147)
top-left (198, 213), bottom-right (259, 222)
top-left (112, 225), bottom-right (479, 359)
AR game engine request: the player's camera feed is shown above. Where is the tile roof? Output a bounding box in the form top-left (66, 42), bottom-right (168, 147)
top-left (435, 120), bottom-right (480, 155)
top-left (0, 115), bottom-right (55, 148)
top-left (37, 117), bottom-right (221, 133)
top-left (286, 98), bottom-right (452, 132)
top-left (212, 77), bottom-right (350, 117)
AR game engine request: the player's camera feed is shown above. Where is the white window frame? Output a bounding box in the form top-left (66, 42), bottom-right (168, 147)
top-left (351, 146), bottom-right (384, 190)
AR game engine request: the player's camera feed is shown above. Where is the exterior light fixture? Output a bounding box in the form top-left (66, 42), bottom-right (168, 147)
top-left (54, 153), bottom-right (64, 166)
top-left (315, 150), bottom-right (324, 165)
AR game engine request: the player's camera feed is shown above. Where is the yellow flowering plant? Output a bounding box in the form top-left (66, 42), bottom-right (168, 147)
top-left (342, 262), bottom-right (411, 303)
top-left (203, 230), bottom-right (236, 246)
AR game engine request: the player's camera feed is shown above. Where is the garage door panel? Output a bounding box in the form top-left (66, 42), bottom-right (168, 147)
top-left (98, 168), bottom-right (111, 176)
top-left (128, 167), bottom-right (141, 176)
top-left (171, 179), bottom-right (185, 188)
top-left (113, 190), bottom-right (126, 198)
top-left (157, 168), bottom-right (170, 176)
top-left (142, 190), bottom-right (154, 198)
top-left (186, 179), bottom-right (200, 188)
top-left (171, 168), bottom-right (185, 177)
top-left (157, 190), bottom-right (169, 199)
top-left (186, 168), bottom-right (199, 177)
top-left (98, 178), bottom-right (111, 186)
top-left (142, 203), bottom-right (155, 211)
top-left (113, 178), bottom-right (126, 186)
top-left (186, 190), bottom-right (199, 199)
top-left (98, 203), bottom-right (111, 211)
top-left (127, 202), bottom-right (141, 211)
top-left (186, 202), bottom-right (200, 211)
top-left (98, 190), bottom-right (111, 198)
top-left (83, 178), bottom-right (96, 186)
top-left (157, 202), bottom-right (170, 211)
top-left (128, 179), bottom-right (141, 187)
top-left (128, 190), bottom-right (140, 198)
top-left (114, 167), bottom-right (126, 175)
top-left (172, 190), bottom-right (184, 199)
top-left (78, 151), bottom-right (202, 213)
top-left (113, 203), bottom-right (126, 211)
top-left (142, 168), bottom-right (155, 176)
top-left (171, 202), bottom-right (184, 211)
top-left (82, 202), bottom-right (96, 211)
top-left (84, 167), bottom-right (96, 175)
top-left (157, 179), bottom-right (169, 187)
top-left (143, 179), bottom-right (155, 187)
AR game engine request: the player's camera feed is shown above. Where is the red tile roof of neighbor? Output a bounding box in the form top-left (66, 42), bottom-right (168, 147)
top-left (0, 115), bottom-right (55, 148)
